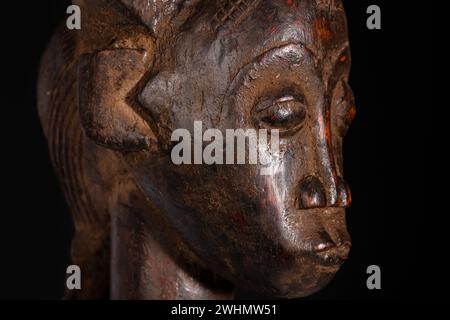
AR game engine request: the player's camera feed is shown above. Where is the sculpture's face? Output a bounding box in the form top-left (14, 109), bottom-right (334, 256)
top-left (125, 0), bottom-right (355, 298)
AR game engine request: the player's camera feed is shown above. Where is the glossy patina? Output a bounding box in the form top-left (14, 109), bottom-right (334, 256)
top-left (38, 0), bottom-right (355, 299)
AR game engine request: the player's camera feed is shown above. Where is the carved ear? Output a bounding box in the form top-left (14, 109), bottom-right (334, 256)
top-left (78, 48), bottom-right (156, 151)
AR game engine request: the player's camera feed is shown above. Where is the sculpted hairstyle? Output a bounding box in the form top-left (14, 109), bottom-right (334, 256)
top-left (40, 0), bottom-right (206, 298)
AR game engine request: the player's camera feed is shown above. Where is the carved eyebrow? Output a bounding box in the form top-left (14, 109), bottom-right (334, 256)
top-left (213, 0), bottom-right (262, 32)
top-left (325, 43), bottom-right (351, 90)
top-left (229, 42), bottom-right (314, 88)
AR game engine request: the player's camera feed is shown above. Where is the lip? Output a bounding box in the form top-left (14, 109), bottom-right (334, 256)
top-left (314, 242), bottom-right (351, 267)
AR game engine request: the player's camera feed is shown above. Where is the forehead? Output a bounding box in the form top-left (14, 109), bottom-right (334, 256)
top-left (119, 0), bottom-right (180, 28)
top-left (119, 0), bottom-right (202, 34)
top-left (180, 0), bottom-right (350, 78)
top-left (234, 0), bottom-right (349, 62)
top-left (118, 1), bottom-right (349, 65)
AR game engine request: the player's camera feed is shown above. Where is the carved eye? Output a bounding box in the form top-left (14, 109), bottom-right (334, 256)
top-left (332, 80), bottom-right (356, 136)
top-left (253, 95), bottom-right (307, 133)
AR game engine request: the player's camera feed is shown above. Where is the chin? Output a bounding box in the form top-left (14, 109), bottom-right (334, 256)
top-left (238, 243), bottom-right (350, 298)
top-left (252, 263), bottom-right (343, 299)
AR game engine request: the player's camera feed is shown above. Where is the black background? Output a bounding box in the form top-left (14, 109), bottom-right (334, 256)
top-left (0, 1), bottom-right (433, 300)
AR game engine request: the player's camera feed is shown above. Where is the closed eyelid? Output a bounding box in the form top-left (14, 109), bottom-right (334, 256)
top-left (254, 95), bottom-right (301, 113)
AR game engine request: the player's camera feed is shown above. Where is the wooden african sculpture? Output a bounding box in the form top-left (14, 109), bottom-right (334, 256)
top-left (38, 0), bottom-right (356, 300)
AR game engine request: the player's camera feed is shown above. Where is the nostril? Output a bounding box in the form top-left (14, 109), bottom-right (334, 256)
top-left (299, 176), bottom-right (327, 209)
top-left (337, 177), bottom-right (352, 208)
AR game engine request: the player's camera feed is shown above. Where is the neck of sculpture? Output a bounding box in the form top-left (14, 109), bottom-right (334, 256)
top-left (109, 178), bottom-right (233, 300)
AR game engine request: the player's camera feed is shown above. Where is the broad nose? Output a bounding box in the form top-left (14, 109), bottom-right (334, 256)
top-left (299, 175), bottom-right (351, 209)
top-left (295, 81), bottom-right (352, 209)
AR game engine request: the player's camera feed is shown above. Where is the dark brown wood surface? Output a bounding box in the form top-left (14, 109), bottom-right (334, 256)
top-left (38, 0), bottom-right (354, 300)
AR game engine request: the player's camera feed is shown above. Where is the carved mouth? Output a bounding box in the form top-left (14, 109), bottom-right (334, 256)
top-left (289, 207), bottom-right (351, 266)
top-left (314, 242), bottom-right (351, 267)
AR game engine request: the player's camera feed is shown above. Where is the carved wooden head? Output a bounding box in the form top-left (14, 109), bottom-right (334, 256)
top-left (75, 0), bottom-right (355, 298)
